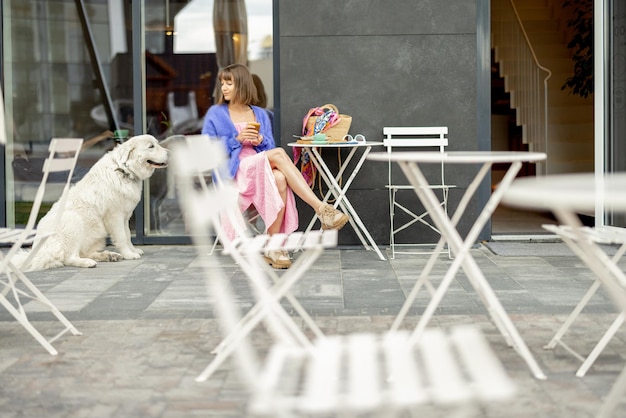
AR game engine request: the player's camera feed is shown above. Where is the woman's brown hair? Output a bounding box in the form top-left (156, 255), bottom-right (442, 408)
top-left (216, 64), bottom-right (258, 105)
top-left (251, 74), bottom-right (268, 108)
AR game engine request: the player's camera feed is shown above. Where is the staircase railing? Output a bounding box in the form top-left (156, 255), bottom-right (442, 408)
top-left (492, 0), bottom-right (552, 175)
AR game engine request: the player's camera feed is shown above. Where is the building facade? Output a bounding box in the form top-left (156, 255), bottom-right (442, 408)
top-left (1, 0), bottom-right (624, 246)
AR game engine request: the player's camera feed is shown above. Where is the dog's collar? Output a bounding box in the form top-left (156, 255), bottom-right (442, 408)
top-left (115, 164), bottom-right (139, 181)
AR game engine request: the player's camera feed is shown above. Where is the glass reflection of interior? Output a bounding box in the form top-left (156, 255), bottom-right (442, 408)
top-left (2, 0), bottom-right (273, 239)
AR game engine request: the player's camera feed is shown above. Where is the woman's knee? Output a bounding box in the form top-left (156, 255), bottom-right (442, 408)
top-left (272, 169), bottom-right (287, 190)
top-left (268, 147), bottom-right (290, 165)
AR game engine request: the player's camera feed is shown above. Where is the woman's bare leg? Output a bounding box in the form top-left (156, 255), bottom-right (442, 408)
top-left (265, 148), bottom-right (323, 210)
top-left (265, 147), bottom-right (349, 231)
top-left (264, 168), bottom-right (291, 269)
top-left (267, 169), bottom-right (287, 235)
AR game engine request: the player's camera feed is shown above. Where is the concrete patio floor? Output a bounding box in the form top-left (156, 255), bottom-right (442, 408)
top-left (1, 244), bottom-right (626, 417)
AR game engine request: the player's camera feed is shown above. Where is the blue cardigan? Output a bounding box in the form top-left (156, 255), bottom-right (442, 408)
top-left (201, 104), bottom-right (275, 178)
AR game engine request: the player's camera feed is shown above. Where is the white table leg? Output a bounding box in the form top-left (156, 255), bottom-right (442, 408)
top-left (309, 147), bottom-right (370, 247)
top-left (304, 146), bottom-right (386, 261)
top-left (390, 163), bottom-right (492, 331)
top-left (400, 160), bottom-right (546, 380)
top-left (302, 147), bottom-right (360, 234)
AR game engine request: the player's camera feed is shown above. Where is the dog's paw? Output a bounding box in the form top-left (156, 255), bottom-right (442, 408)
top-left (132, 247), bottom-right (144, 256)
top-left (105, 251), bottom-right (125, 262)
top-left (67, 257), bottom-right (98, 268)
top-left (90, 251), bottom-right (124, 262)
top-left (121, 251), bottom-right (141, 260)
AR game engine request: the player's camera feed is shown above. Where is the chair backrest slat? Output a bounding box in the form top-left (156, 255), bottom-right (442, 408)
top-left (48, 137), bottom-right (84, 153)
top-left (301, 336), bottom-right (342, 411)
top-left (383, 126), bottom-right (448, 148)
top-left (383, 126), bottom-right (449, 188)
top-left (30, 138), bottom-right (83, 226)
top-left (43, 157), bottom-right (79, 173)
top-left (383, 332), bottom-right (427, 405)
top-left (383, 126), bottom-right (448, 136)
top-left (34, 138), bottom-right (83, 245)
top-left (384, 137), bottom-right (448, 147)
top-left (419, 328), bottom-right (473, 404)
top-left (347, 334), bottom-right (381, 409)
top-left (450, 326), bottom-right (516, 401)
top-left (0, 137), bottom-right (83, 272)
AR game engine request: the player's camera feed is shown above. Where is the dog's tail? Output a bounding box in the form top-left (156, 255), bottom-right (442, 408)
top-left (9, 249), bottom-right (62, 272)
top-left (8, 249), bottom-right (31, 271)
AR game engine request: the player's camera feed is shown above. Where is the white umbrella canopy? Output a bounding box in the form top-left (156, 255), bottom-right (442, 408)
top-left (174, 0), bottom-right (272, 60)
top-left (174, 0), bottom-right (249, 99)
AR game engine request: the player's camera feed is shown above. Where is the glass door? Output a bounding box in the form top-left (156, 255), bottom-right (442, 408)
top-left (1, 0), bottom-right (274, 242)
top-left (609, 0), bottom-right (626, 226)
top-left (1, 0), bottom-right (131, 228)
top-left (142, 0), bottom-right (274, 239)
top-left (600, 0), bottom-right (626, 227)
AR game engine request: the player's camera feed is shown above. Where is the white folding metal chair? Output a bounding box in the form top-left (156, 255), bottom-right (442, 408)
top-left (172, 138), bottom-right (336, 383)
top-left (176, 139), bottom-right (515, 417)
top-left (383, 126), bottom-right (454, 258)
top-left (542, 222), bottom-right (626, 418)
top-left (213, 269), bottom-right (515, 417)
top-left (167, 91), bottom-right (199, 129)
top-left (183, 134), bottom-right (264, 256)
top-left (542, 224), bottom-right (626, 378)
top-left (0, 138), bottom-right (84, 355)
top-left (184, 210), bottom-right (515, 417)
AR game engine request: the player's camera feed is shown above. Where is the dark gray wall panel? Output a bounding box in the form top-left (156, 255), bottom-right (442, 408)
top-left (278, 0), bottom-right (480, 246)
top-left (280, 35), bottom-right (476, 150)
top-left (280, 0), bottom-right (476, 36)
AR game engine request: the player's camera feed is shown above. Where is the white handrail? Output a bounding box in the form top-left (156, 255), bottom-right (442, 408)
top-left (492, 0), bottom-right (552, 175)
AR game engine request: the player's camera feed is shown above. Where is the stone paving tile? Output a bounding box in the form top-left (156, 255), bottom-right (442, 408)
top-left (2, 244), bottom-right (626, 417)
top-left (1, 314), bottom-right (625, 417)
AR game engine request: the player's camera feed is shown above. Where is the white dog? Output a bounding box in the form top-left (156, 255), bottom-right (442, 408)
top-left (20, 134), bottom-right (169, 271)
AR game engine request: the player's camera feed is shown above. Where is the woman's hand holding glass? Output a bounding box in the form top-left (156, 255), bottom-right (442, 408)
top-left (238, 124), bottom-right (263, 146)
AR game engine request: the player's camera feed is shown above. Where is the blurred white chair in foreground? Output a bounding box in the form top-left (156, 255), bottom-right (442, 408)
top-left (502, 172), bottom-right (626, 418)
top-left (181, 135), bottom-right (263, 255)
top-left (0, 138), bottom-right (84, 354)
top-left (542, 225), bottom-right (626, 377)
top-left (174, 139), bottom-right (516, 417)
top-left (173, 137), bottom-right (335, 383)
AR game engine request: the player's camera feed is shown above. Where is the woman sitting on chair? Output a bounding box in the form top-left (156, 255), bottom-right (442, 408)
top-left (201, 64), bottom-right (349, 269)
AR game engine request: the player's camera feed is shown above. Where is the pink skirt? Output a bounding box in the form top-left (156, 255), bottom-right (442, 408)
top-left (222, 146), bottom-right (298, 240)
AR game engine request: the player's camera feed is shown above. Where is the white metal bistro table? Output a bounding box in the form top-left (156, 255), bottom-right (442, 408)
top-left (502, 173), bottom-right (626, 417)
top-left (289, 141), bottom-right (386, 260)
top-left (367, 150), bottom-right (547, 380)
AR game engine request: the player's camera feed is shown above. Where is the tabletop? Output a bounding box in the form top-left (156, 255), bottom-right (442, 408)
top-left (288, 141), bottom-right (383, 148)
top-left (502, 172), bottom-right (626, 213)
top-left (367, 150), bottom-right (546, 163)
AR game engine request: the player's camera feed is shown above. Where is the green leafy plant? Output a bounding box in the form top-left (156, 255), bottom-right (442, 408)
top-left (14, 202), bottom-right (52, 225)
top-left (561, 0), bottom-right (593, 98)
top-left (160, 111), bottom-right (172, 131)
